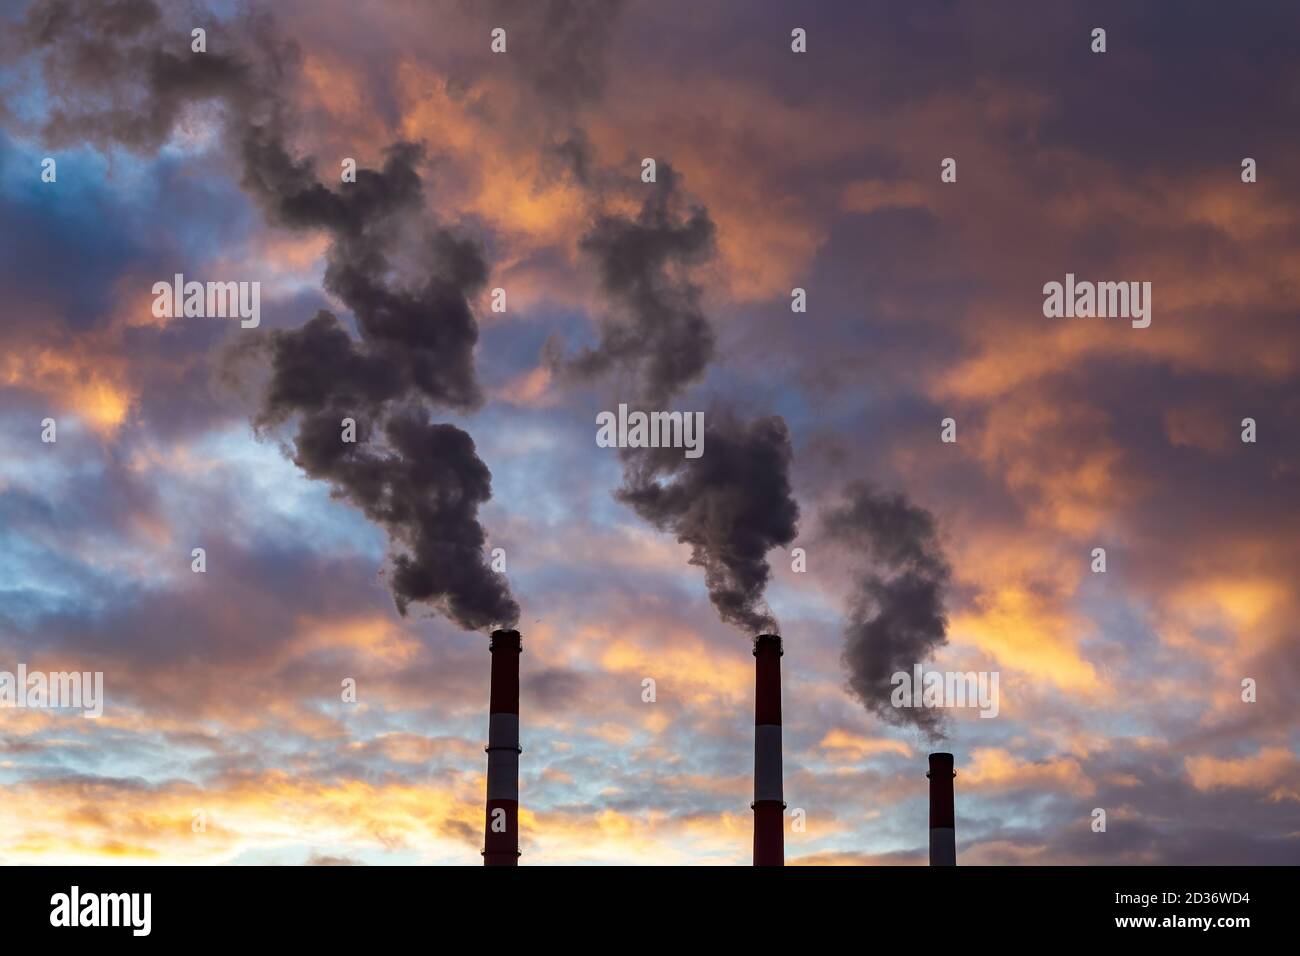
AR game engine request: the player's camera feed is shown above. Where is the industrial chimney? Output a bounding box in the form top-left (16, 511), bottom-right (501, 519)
top-left (927, 751), bottom-right (956, 866)
top-left (483, 628), bottom-right (521, 866)
top-left (752, 633), bottom-right (784, 866)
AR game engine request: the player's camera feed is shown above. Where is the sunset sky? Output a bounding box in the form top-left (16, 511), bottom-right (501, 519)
top-left (1, 0), bottom-right (1298, 865)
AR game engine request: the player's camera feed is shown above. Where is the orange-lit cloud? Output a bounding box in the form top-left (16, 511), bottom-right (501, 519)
top-left (818, 729), bottom-right (913, 762)
top-left (2, 345), bottom-right (135, 435)
top-left (0, 771), bottom-right (484, 865)
top-left (963, 747), bottom-right (1095, 796)
top-left (1186, 748), bottom-right (1300, 803)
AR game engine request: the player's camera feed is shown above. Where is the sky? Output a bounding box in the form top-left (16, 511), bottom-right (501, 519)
top-left (1, 0), bottom-right (1298, 865)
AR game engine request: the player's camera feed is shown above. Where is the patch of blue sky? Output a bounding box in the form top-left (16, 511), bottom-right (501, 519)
top-left (763, 573), bottom-right (841, 633)
top-left (170, 425), bottom-right (386, 560)
top-left (1, 126), bottom-right (162, 202)
top-left (0, 530), bottom-right (98, 627)
top-left (0, 47), bottom-right (52, 130)
top-left (0, 421), bottom-right (122, 620)
top-left (1073, 579), bottom-right (1192, 735)
top-left (0, 415), bottom-right (104, 491)
top-left (476, 406), bottom-right (625, 531)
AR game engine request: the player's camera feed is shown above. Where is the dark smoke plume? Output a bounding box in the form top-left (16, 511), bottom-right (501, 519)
top-left (466, 5), bottom-right (788, 634)
top-left (241, 137), bottom-right (488, 414)
top-left (558, 162), bottom-right (798, 633)
top-left (274, 402), bottom-right (515, 628)
top-left (240, 131), bottom-right (517, 627)
top-left (13, 0), bottom-right (276, 152)
top-left (17, 0), bottom-right (519, 629)
top-left (617, 413), bottom-right (799, 635)
top-left (550, 164), bottom-right (716, 408)
top-left (822, 483), bottom-right (951, 738)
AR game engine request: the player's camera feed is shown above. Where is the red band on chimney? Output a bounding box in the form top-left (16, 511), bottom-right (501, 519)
top-left (752, 633), bottom-right (784, 867)
top-left (484, 629), bottom-right (521, 866)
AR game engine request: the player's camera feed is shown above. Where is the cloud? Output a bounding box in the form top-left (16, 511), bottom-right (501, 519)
top-left (4, 0), bottom-right (1300, 866)
top-left (1185, 747), bottom-right (1300, 803)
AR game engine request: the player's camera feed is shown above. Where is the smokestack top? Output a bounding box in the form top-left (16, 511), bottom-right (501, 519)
top-left (490, 628), bottom-right (522, 652)
top-left (927, 751), bottom-right (955, 778)
top-left (753, 633), bottom-right (783, 657)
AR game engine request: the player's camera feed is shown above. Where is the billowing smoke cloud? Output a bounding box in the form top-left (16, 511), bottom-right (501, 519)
top-left (550, 164), bottom-right (716, 407)
top-left (822, 483), bottom-right (951, 737)
top-left (618, 412), bottom-right (799, 634)
top-left (246, 137), bottom-right (519, 628)
top-left (13, 0), bottom-right (276, 152)
top-left (17, 0), bottom-right (518, 630)
top-left (265, 399), bottom-right (515, 628)
top-left (555, 161), bottom-right (799, 634)
top-left (240, 137), bottom-right (487, 414)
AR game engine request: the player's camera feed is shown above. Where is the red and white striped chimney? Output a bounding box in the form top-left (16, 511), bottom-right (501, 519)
top-left (483, 628), bottom-right (521, 866)
top-left (752, 633), bottom-right (784, 866)
top-left (927, 751), bottom-right (956, 866)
